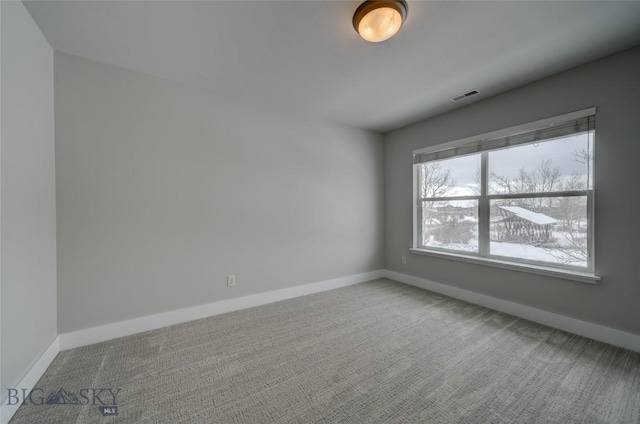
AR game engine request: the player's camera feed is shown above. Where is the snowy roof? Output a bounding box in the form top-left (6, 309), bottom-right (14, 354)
top-left (498, 206), bottom-right (558, 226)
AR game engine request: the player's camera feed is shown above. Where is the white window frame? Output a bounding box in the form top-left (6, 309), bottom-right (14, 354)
top-left (411, 108), bottom-right (600, 284)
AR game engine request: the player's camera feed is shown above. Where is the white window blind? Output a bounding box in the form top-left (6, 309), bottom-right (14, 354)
top-left (414, 115), bottom-right (595, 164)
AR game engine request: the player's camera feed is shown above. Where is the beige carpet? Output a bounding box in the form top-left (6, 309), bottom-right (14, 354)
top-left (10, 279), bottom-right (640, 423)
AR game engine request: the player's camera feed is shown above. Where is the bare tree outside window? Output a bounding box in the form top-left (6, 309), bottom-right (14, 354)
top-left (418, 157), bottom-right (479, 252)
top-left (419, 162), bottom-right (456, 198)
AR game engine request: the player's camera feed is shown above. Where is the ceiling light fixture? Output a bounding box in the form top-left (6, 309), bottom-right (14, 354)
top-left (353, 0), bottom-right (408, 43)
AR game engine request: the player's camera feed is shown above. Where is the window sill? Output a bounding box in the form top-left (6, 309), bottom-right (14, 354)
top-left (409, 248), bottom-right (601, 284)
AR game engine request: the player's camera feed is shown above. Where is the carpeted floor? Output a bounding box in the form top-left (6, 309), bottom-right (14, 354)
top-left (10, 279), bottom-right (640, 423)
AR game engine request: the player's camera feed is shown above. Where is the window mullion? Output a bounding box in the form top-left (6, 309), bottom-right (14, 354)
top-left (587, 191), bottom-right (594, 271)
top-left (414, 164), bottom-right (419, 248)
top-left (478, 152), bottom-right (490, 257)
top-left (487, 190), bottom-right (589, 200)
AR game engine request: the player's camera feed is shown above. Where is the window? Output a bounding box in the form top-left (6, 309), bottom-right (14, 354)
top-left (413, 109), bottom-right (596, 278)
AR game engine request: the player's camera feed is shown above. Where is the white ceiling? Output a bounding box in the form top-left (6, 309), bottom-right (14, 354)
top-left (24, 1), bottom-right (640, 132)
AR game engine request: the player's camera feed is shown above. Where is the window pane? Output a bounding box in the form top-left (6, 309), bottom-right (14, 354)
top-left (420, 200), bottom-right (478, 253)
top-left (418, 154), bottom-right (481, 198)
top-left (490, 197), bottom-right (588, 268)
top-left (488, 132), bottom-right (593, 195)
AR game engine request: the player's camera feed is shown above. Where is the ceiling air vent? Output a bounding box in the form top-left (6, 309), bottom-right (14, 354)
top-left (450, 90), bottom-right (480, 102)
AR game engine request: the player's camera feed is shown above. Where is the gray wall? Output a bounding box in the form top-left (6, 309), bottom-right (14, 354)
top-left (1, 1), bottom-right (57, 396)
top-left (54, 53), bottom-right (384, 334)
top-left (384, 46), bottom-right (640, 335)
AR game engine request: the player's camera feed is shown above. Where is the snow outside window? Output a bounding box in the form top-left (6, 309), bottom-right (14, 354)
top-left (414, 112), bottom-right (595, 273)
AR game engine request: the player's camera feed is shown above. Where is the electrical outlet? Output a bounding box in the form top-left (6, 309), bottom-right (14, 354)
top-left (401, 256), bottom-right (407, 264)
top-left (227, 275), bottom-right (236, 287)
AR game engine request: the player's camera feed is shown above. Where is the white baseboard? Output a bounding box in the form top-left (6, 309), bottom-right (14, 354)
top-left (59, 269), bottom-right (385, 351)
top-left (1, 337), bottom-right (60, 424)
top-left (383, 270), bottom-right (640, 353)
